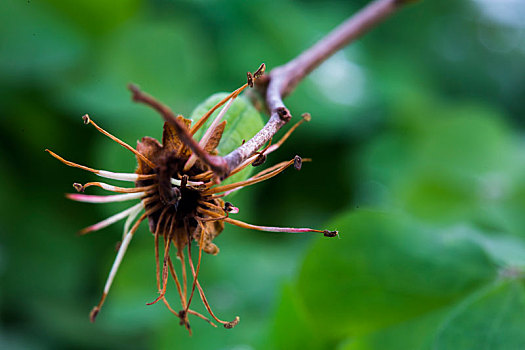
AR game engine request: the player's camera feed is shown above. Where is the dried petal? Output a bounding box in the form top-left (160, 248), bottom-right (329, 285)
top-left (162, 116), bottom-right (193, 156)
top-left (136, 137), bottom-right (162, 174)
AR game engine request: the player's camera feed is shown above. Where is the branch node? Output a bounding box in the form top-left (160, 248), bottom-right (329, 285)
top-left (276, 107), bottom-right (291, 122)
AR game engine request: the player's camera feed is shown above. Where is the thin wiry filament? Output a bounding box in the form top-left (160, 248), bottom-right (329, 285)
top-left (90, 213), bottom-right (147, 323)
top-left (67, 192), bottom-right (147, 203)
top-left (79, 202), bottom-right (144, 235)
top-left (226, 114), bottom-right (309, 178)
top-left (215, 159), bottom-right (310, 198)
top-left (196, 207), bottom-right (228, 222)
top-left (185, 221), bottom-right (207, 314)
top-left (147, 232), bottom-right (172, 306)
top-left (152, 207), bottom-right (170, 296)
top-left (187, 254), bottom-right (239, 328)
top-left (170, 178), bottom-right (204, 187)
top-left (191, 170), bottom-right (214, 181)
top-left (206, 157), bottom-right (296, 195)
top-left (265, 113), bottom-right (310, 154)
top-left (251, 158), bottom-right (310, 180)
top-left (76, 182), bottom-right (155, 193)
top-left (178, 248), bottom-right (188, 304)
top-left (123, 200), bottom-right (146, 240)
top-left (46, 149), bottom-right (156, 182)
top-left (189, 83), bottom-right (249, 136)
top-left (224, 217), bottom-right (336, 235)
top-left (167, 256), bottom-right (186, 309)
top-left (82, 114), bottom-right (156, 169)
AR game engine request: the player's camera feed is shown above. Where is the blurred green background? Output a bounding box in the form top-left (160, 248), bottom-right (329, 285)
top-left (1, 0), bottom-right (525, 349)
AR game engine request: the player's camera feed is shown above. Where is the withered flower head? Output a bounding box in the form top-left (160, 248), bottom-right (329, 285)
top-left (46, 64), bottom-right (337, 333)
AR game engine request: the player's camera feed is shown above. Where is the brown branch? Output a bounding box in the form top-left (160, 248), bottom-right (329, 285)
top-left (222, 0), bottom-right (416, 174)
top-left (128, 84), bottom-right (229, 177)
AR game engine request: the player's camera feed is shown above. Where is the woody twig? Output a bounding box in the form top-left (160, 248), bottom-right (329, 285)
top-left (221, 0), bottom-right (417, 175)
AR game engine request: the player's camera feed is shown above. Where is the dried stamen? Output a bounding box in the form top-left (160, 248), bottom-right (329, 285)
top-left (147, 232), bottom-right (172, 306)
top-left (205, 156), bottom-right (299, 195)
top-left (196, 207), bottom-right (228, 222)
top-left (227, 114), bottom-right (309, 177)
top-left (323, 230), bottom-right (339, 237)
top-left (190, 63), bottom-right (266, 135)
top-left (224, 217), bottom-right (339, 237)
top-left (266, 112), bottom-right (311, 154)
top-left (167, 255), bottom-right (186, 309)
top-left (90, 213), bottom-right (147, 322)
top-left (224, 317), bottom-right (240, 329)
top-left (184, 221), bottom-right (206, 315)
top-left (46, 149), bottom-right (156, 182)
top-left (82, 114), bottom-right (156, 169)
top-left (66, 192), bottom-right (146, 203)
top-left (79, 202), bottom-right (144, 235)
top-left (186, 246), bottom-right (239, 329)
top-left (171, 177), bottom-right (204, 187)
top-left (190, 85), bottom-right (247, 136)
top-left (75, 182), bottom-right (154, 193)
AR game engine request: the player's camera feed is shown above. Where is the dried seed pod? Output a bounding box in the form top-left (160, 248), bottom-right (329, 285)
top-left (46, 64), bottom-right (338, 334)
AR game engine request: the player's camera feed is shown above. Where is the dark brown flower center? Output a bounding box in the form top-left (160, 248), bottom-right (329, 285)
top-left (138, 152), bottom-right (205, 235)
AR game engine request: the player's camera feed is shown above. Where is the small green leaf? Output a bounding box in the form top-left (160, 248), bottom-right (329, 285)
top-left (191, 93), bottom-right (265, 186)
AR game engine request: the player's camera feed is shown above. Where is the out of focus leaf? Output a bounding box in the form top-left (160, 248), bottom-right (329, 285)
top-left (266, 283), bottom-right (329, 350)
top-left (360, 98), bottom-right (525, 236)
top-left (270, 209), bottom-right (525, 348)
top-left (296, 210), bottom-right (497, 339)
top-left (342, 308), bottom-right (450, 350)
top-left (44, 0), bottom-right (141, 35)
top-left (434, 281), bottom-right (525, 350)
top-left (0, 0), bottom-right (85, 83)
top-left (342, 280), bottom-right (525, 350)
top-left (60, 18), bottom-right (212, 133)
